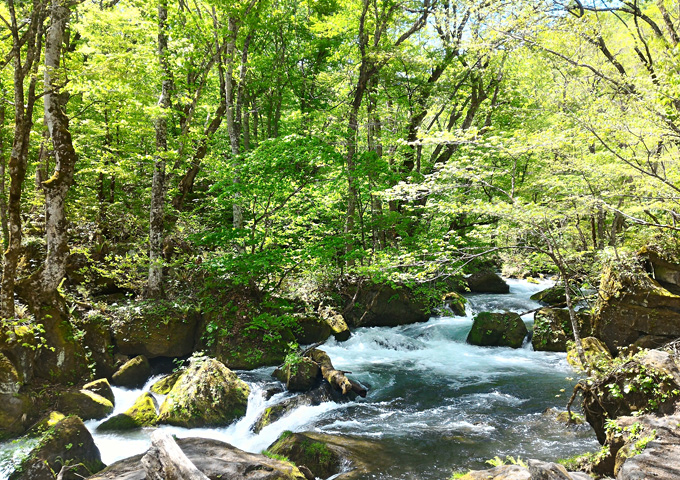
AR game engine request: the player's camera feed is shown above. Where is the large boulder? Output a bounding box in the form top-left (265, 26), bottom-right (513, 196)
top-left (111, 300), bottom-right (200, 358)
top-left (273, 357), bottom-right (321, 392)
top-left (532, 308), bottom-right (591, 352)
top-left (9, 415), bottom-right (105, 480)
top-left (72, 310), bottom-right (117, 378)
top-left (98, 392), bottom-right (158, 431)
top-left (339, 280), bottom-right (430, 328)
top-left (593, 261), bottom-right (680, 355)
top-left (292, 316), bottom-right (331, 345)
top-left (111, 355), bottom-right (151, 388)
top-left (466, 312), bottom-right (528, 348)
top-left (56, 389), bottom-right (114, 420)
top-left (466, 271), bottom-right (510, 294)
top-left (267, 432), bottom-right (344, 479)
top-left (459, 461), bottom-right (592, 480)
top-left (581, 349), bottom-right (680, 444)
top-left (87, 437), bottom-right (305, 480)
top-left (530, 285), bottom-right (569, 306)
top-left (157, 357), bottom-right (250, 428)
top-left (0, 392), bottom-right (32, 440)
top-left (443, 292), bottom-right (467, 316)
top-left (150, 370), bottom-right (182, 394)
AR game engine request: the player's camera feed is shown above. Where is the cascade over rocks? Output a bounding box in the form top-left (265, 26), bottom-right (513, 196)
top-left (465, 271), bottom-right (510, 294)
top-left (338, 278), bottom-right (430, 328)
top-left (593, 258), bottom-right (680, 355)
top-left (86, 437), bottom-right (306, 480)
top-left (157, 357), bottom-right (249, 428)
top-left (111, 355), bottom-right (151, 388)
top-left (98, 392), bottom-right (158, 431)
top-left (467, 312), bottom-right (528, 348)
top-left (111, 300), bottom-right (200, 358)
top-left (9, 415), bottom-right (105, 480)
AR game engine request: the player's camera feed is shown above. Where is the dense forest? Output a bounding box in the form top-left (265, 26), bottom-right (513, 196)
top-left (2, 0), bottom-right (680, 479)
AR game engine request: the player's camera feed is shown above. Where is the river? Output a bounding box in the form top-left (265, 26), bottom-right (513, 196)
top-left (0, 278), bottom-right (599, 479)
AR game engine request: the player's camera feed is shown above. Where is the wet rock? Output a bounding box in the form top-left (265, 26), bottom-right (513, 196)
top-left (466, 312), bottom-right (528, 348)
top-left (292, 316), bottom-right (331, 345)
top-left (593, 262), bottom-right (680, 355)
top-left (253, 382), bottom-right (352, 433)
top-left (339, 279), bottom-right (430, 328)
top-left (273, 357), bottom-right (321, 392)
top-left (443, 292), bottom-right (467, 316)
top-left (98, 392), bottom-right (158, 431)
top-left (459, 462), bottom-right (592, 480)
top-left (112, 355), bottom-right (151, 388)
top-left (111, 301), bottom-right (200, 358)
top-left (532, 308), bottom-right (591, 353)
top-left (566, 337), bottom-right (612, 372)
top-left (150, 370), bottom-right (182, 395)
top-left (83, 378), bottom-right (115, 404)
top-left (87, 437), bottom-right (305, 480)
top-left (157, 357), bottom-right (249, 428)
top-left (56, 389), bottom-right (114, 420)
top-left (581, 349), bottom-right (680, 444)
top-left (323, 311), bottom-right (351, 341)
top-left (267, 432), bottom-right (344, 479)
top-left (466, 271), bottom-right (510, 294)
top-left (9, 415), bottom-right (105, 480)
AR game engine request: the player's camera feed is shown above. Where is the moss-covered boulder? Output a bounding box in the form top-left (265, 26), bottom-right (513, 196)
top-left (150, 370), bottom-right (182, 394)
top-left (339, 280), bottom-right (430, 328)
top-left (318, 306), bottom-right (351, 341)
top-left (0, 352), bottom-right (21, 395)
top-left (111, 355), bottom-right (151, 388)
top-left (267, 432), bottom-right (342, 479)
top-left (443, 292), bottom-right (467, 316)
top-left (566, 336), bottom-right (612, 372)
top-left (466, 271), bottom-right (509, 294)
top-left (9, 416), bottom-right (105, 480)
top-left (466, 312), bottom-right (528, 348)
top-left (0, 392), bottom-right (32, 441)
top-left (25, 411), bottom-right (66, 438)
top-left (532, 308), bottom-right (591, 352)
top-left (98, 392), bottom-right (158, 431)
top-left (56, 389), bottom-right (114, 421)
top-left (83, 378), bottom-right (115, 405)
top-left (292, 316), bottom-right (331, 345)
top-left (111, 300), bottom-right (200, 358)
top-left (273, 357), bottom-right (320, 392)
top-left (530, 285), bottom-right (570, 306)
top-left (581, 349), bottom-right (680, 444)
top-left (593, 261), bottom-right (680, 355)
top-left (158, 357), bottom-right (250, 428)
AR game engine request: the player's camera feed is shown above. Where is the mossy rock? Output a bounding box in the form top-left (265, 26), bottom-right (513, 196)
top-left (56, 389), bottom-right (114, 421)
top-left (83, 378), bottom-right (115, 404)
top-left (0, 352), bottom-right (21, 394)
top-left (530, 285), bottom-right (568, 306)
top-left (466, 271), bottom-right (509, 294)
top-left (273, 357), bottom-right (321, 392)
top-left (111, 300), bottom-right (200, 358)
top-left (566, 337), bottom-right (612, 372)
top-left (150, 370), bottom-right (182, 395)
top-left (72, 311), bottom-right (116, 378)
top-left (466, 312), bottom-right (528, 348)
top-left (0, 392), bottom-right (32, 441)
top-left (325, 314), bottom-right (351, 342)
top-left (111, 355), bottom-right (151, 388)
top-left (267, 432), bottom-right (342, 479)
top-left (532, 308), bottom-right (591, 352)
top-left (26, 412), bottom-right (66, 438)
top-left (158, 357), bottom-right (250, 428)
top-left (98, 392), bottom-right (158, 431)
top-left (9, 416), bottom-right (105, 480)
top-left (443, 292), bottom-right (467, 316)
top-left (292, 316), bottom-right (331, 345)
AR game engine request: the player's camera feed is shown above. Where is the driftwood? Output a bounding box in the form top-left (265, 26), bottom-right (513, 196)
top-left (141, 430), bottom-right (210, 480)
top-left (309, 349), bottom-right (357, 396)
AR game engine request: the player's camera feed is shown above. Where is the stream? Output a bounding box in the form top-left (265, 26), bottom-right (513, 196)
top-left (0, 278), bottom-right (599, 479)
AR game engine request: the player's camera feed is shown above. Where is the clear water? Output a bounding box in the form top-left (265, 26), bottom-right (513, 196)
top-left (0, 278), bottom-right (599, 479)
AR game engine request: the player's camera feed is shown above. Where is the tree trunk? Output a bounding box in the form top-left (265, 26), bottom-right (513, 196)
top-left (142, 430), bottom-right (209, 480)
top-left (147, 0), bottom-right (172, 298)
top-left (0, 103), bottom-right (9, 249)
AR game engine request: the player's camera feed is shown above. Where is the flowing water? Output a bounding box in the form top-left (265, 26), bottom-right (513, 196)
top-left (0, 279), bottom-right (599, 479)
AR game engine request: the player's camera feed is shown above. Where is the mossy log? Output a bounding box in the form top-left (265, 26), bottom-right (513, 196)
top-left (307, 349), bottom-right (366, 397)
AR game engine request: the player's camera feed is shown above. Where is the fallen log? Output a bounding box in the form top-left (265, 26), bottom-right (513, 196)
top-left (141, 430), bottom-right (210, 480)
top-left (308, 349), bottom-right (356, 396)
